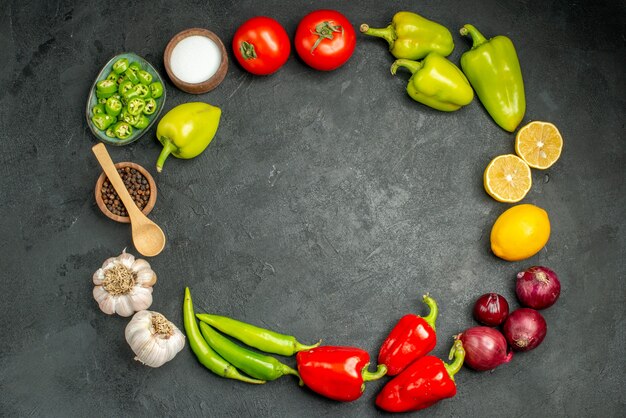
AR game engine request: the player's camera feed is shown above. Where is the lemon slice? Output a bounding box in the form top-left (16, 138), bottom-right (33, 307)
top-left (483, 154), bottom-right (532, 203)
top-left (515, 121), bottom-right (563, 169)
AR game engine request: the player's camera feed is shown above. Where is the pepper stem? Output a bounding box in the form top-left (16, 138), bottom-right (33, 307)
top-left (359, 24), bottom-right (397, 50)
top-left (421, 294), bottom-right (438, 331)
top-left (459, 24), bottom-right (488, 48)
top-left (156, 136), bottom-right (178, 173)
top-left (445, 339), bottom-right (466, 380)
top-left (390, 59), bottom-right (423, 76)
top-left (294, 339), bottom-right (322, 353)
top-left (362, 363), bottom-right (388, 382)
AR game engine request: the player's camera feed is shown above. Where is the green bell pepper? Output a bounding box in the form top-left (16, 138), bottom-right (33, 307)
top-left (112, 58), bottom-right (129, 74)
top-left (360, 11), bottom-right (454, 60)
top-left (391, 53), bottom-right (474, 112)
top-left (459, 24), bottom-right (526, 132)
top-left (138, 70), bottom-right (153, 85)
top-left (155, 102), bottom-right (221, 172)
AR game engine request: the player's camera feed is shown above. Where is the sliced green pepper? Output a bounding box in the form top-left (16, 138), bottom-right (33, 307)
top-left (149, 82), bottom-right (163, 99)
top-left (124, 67), bottom-right (139, 84)
top-left (138, 70), bottom-right (153, 85)
top-left (105, 127), bottom-right (117, 138)
top-left (123, 87), bottom-right (141, 101)
top-left (96, 79), bottom-right (117, 96)
top-left (98, 97), bottom-right (107, 105)
top-left (129, 61), bottom-right (141, 72)
top-left (106, 72), bottom-right (118, 82)
top-left (105, 96), bottom-right (123, 117)
top-left (132, 115), bottom-right (150, 129)
top-left (143, 98), bottom-right (157, 115)
top-left (116, 74), bottom-right (127, 85)
top-left (113, 122), bottom-right (133, 139)
top-left (121, 110), bottom-right (140, 126)
top-left (132, 84), bottom-right (151, 99)
top-left (96, 90), bottom-right (115, 100)
top-left (92, 113), bottom-right (115, 131)
top-left (92, 103), bottom-right (106, 115)
top-left (127, 98), bottom-right (145, 115)
top-left (112, 58), bottom-right (129, 74)
top-left (118, 80), bottom-right (134, 96)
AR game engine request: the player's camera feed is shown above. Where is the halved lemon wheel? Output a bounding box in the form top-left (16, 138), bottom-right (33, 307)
top-left (484, 154), bottom-right (532, 203)
top-left (515, 121), bottom-right (563, 169)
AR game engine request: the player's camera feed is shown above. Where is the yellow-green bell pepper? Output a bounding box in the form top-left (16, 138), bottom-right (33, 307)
top-left (391, 53), bottom-right (474, 112)
top-left (155, 102), bottom-right (221, 172)
top-left (360, 11), bottom-right (454, 60)
top-left (459, 24), bottom-right (526, 132)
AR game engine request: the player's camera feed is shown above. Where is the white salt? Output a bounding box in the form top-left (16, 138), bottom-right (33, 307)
top-left (170, 35), bottom-right (221, 84)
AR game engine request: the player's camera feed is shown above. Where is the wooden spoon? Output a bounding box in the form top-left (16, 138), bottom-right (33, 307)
top-left (92, 143), bottom-right (166, 257)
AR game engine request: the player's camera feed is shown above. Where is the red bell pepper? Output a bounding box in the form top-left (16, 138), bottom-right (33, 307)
top-left (376, 339), bottom-right (465, 412)
top-left (378, 294), bottom-right (438, 375)
top-left (296, 346), bottom-right (387, 402)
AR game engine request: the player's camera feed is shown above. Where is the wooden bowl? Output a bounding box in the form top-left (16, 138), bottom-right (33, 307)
top-left (94, 162), bottom-right (157, 223)
top-left (163, 28), bottom-right (228, 94)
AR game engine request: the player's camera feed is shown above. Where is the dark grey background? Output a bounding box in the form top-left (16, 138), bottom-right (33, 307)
top-left (1, 0), bottom-right (624, 416)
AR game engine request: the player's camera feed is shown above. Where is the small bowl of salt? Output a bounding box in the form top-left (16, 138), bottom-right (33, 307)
top-left (164, 28), bottom-right (228, 94)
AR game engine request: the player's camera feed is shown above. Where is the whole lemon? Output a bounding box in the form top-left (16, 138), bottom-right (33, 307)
top-left (490, 204), bottom-right (550, 261)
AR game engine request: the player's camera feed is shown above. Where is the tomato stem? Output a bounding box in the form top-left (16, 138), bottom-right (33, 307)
top-left (240, 41), bottom-right (257, 60)
top-left (310, 21), bottom-right (343, 53)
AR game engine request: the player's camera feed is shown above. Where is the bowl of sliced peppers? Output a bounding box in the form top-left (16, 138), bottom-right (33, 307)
top-left (86, 52), bottom-right (166, 146)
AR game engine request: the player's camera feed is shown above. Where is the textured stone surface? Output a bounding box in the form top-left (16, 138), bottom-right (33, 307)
top-left (0, 1), bottom-right (624, 416)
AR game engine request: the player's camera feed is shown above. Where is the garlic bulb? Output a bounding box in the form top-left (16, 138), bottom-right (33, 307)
top-left (92, 250), bottom-right (157, 317)
top-left (125, 310), bottom-right (185, 367)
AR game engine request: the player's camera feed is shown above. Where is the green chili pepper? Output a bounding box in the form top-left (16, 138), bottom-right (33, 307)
top-left (105, 96), bottom-right (123, 117)
top-left (196, 314), bottom-right (321, 357)
top-left (92, 103), bottom-right (106, 115)
top-left (183, 288), bottom-right (265, 384)
top-left (92, 113), bottom-right (115, 131)
top-left (96, 79), bottom-right (117, 96)
top-left (113, 122), bottom-right (133, 139)
top-left (121, 110), bottom-right (140, 126)
top-left (106, 72), bottom-right (118, 82)
top-left (124, 67), bottom-right (139, 84)
top-left (98, 97), bottom-right (107, 105)
top-left (132, 114), bottom-right (150, 129)
top-left (105, 127), bottom-right (117, 138)
top-left (143, 98), bottom-right (157, 115)
top-left (112, 58), bottom-right (129, 74)
top-left (127, 98), bottom-right (145, 115)
top-left (132, 84), bottom-right (151, 99)
top-left (129, 61), bottom-right (141, 71)
top-left (118, 80), bottom-right (134, 96)
top-left (149, 81), bottom-right (163, 99)
top-left (96, 90), bottom-right (115, 100)
top-left (138, 70), bottom-right (153, 85)
top-left (459, 24), bottom-right (526, 132)
top-left (116, 74), bottom-right (127, 85)
top-left (199, 322), bottom-right (300, 382)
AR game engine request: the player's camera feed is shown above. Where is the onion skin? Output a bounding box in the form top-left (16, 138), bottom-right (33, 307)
top-left (457, 326), bottom-right (513, 371)
top-left (473, 293), bottom-right (509, 326)
top-left (503, 308), bottom-right (547, 352)
top-left (516, 266), bottom-right (561, 309)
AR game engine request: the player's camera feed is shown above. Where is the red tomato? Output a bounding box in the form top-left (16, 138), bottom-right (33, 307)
top-left (295, 10), bottom-right (356, 71)
top-left (232, 17), bottom-right (291, 75)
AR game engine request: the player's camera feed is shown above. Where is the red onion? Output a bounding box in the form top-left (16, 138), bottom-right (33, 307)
top-left (457, 326), bottom-right (513, 371)
top-left (503, 308), bottom-right (547, 352)
top-left (473, 293), bottom-right (509, 326)
top-left (516, 266), bottom-right (561, 309)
